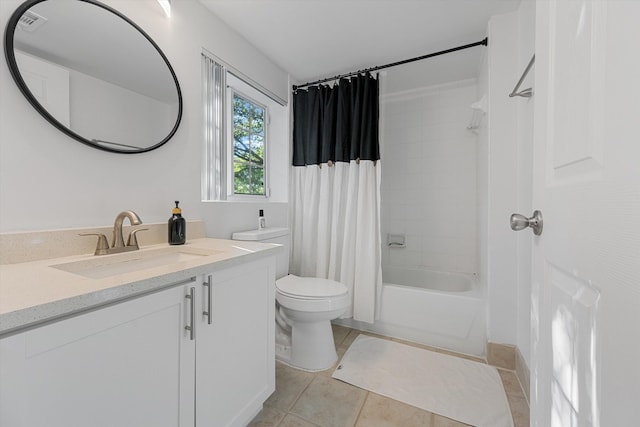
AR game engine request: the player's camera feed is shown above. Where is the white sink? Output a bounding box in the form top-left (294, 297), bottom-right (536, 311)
top-left (51, 247), bottom-right (222, 279)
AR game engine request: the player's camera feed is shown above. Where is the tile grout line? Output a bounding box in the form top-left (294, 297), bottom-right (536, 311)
top-left (282, 372), bottom-right (320, 426)
top-left (350, 391), bottom-right (371, 427)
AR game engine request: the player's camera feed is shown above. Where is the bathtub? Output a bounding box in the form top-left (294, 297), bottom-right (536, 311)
top-left (380, 266), bottom-right (486, 354)
top-left (336, 266), bottom-right (487, 356)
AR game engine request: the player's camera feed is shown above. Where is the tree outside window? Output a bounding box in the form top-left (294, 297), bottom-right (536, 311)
top-left (232, 92), bottom-right (266, 195)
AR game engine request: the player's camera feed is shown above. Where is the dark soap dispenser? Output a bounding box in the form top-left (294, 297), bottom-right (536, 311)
top-left (168, 201), bottom-right (186, 245)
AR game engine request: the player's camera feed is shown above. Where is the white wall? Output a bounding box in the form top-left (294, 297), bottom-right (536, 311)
top-left (485, 10), bottom-right (519, 349)
top-left (478, 3), bottom-right (535, 366)
top-left (0, 0), bottom-right (289, 234)
top-left (203, 202), bottom-right (288, 239)
top-left (515, 0), bottom-right (535, 368)
top-left (476, 46), bottom-right (489, 296)
top-left (380, 79), bottom-right (478, 274)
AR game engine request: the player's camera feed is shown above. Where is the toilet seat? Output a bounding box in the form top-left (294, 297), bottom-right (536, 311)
top-left (276, 275), bottom-right (349, 312)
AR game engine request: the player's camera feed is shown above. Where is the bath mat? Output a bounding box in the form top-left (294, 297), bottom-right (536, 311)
top-left (332, 335), bottom-right (513, 427)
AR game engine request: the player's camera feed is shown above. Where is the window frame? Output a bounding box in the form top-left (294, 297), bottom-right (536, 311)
top-left (226, 87), bottom-right (269, 199)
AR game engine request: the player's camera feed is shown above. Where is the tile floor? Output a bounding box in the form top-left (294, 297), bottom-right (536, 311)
top-left (249, 325), bottom-right (530, 427)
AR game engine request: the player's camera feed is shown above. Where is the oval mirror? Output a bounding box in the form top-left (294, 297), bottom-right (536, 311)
top-left (4, 0), bottom-right (182, 153)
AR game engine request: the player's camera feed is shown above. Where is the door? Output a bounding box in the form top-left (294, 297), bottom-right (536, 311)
top-left (15, 50), bottom-right (70, 127)
top-left (531, 1), bottom-right (640, 426)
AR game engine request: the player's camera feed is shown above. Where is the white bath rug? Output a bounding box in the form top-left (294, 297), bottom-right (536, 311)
top-left (332, 335), bottom-right (513, 427)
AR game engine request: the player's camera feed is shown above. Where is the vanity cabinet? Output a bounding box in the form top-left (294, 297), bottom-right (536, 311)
top-left (0, 282), bottom-right (196, 427)
top-left (0, 255), bottom-right (276, 427)
top-left (195, 258), bottom-right (276, 427)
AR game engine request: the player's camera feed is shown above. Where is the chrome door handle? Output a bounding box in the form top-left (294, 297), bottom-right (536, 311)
top-left (510, 210), bottom-right (543, 236)
top-left (185, 287), bottom-right (195, 340)
top-left (203, 275), bottom-right (212, 325)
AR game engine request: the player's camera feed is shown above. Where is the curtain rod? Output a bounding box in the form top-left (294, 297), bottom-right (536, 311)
top-left (292, 37), bottom-right (488, 91)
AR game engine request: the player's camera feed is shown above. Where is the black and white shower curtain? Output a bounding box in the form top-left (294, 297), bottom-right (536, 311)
top-left (290, 73), bottom-right (382, 323)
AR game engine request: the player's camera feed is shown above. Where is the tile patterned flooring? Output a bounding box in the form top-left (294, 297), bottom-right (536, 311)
top-left (249, 325), bottom-right (530, 427)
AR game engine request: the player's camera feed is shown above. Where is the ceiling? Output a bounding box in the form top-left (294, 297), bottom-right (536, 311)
top-left (199, 0), bottom-right (521, 90)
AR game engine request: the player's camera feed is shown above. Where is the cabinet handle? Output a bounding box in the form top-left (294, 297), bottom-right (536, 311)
top-left (185, 287), bottom-right (195, 340)
top-left (203, 275), bottom-right (213, 325)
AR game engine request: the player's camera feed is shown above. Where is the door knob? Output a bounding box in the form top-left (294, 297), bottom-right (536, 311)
top-left (510, 210), bottom-right (543, 236)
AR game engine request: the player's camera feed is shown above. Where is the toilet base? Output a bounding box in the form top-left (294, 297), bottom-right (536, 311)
top-left (275, 319), bottom-right (338, 372)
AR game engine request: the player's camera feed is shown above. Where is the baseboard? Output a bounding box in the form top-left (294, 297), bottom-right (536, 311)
top-left (487, 342), bottom-right (516, 370)
top-left (487, 341), bottom-right (530, 403)
top-left (515, 346), bottom-right (530, 403)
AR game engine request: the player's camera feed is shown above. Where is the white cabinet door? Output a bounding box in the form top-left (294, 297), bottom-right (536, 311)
top-left (195, 257), bottom-right (276, 427)
top-left (0, 284), bottom-right (196, 427)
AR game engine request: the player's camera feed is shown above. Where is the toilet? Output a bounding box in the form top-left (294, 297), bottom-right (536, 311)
top-left (231, 227), bottom-right (349, 371)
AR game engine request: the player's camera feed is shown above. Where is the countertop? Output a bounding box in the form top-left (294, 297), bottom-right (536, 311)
top-left (0, 238), bottom-right (281, 336)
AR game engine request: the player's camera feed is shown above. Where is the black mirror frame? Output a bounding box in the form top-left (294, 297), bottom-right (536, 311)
top-left (3, 0), bottom-right (183, 154)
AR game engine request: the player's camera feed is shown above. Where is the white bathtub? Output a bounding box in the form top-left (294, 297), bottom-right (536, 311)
top-left (379, 267), bottom-right (486, 356)
top-left (382, 266), bottom-right (476, 293)
top-left (336, 266), bottom-right (487, 356)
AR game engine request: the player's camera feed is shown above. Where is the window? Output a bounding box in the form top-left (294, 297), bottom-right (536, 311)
top-left (202, 51), bottom-right (288, 202)
top-left (231, 91), bottom-right (267, 196)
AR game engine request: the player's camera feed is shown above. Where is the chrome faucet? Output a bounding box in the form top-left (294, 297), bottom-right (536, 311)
top-left (112, 210), bottom-right (142, 248)
top-left (80, 210), bottom-right (147, 256)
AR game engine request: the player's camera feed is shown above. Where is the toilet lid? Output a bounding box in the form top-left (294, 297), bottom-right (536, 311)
top-left (276, 274), bottom-right (348, 299)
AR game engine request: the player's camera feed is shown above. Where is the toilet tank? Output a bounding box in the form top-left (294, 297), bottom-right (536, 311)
top-left (231, 227), bottom-right (290, 279)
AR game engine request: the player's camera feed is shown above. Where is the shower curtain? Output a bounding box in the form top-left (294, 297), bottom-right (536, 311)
top-left (290, 73), bottom-right (382, 323)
